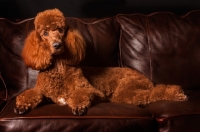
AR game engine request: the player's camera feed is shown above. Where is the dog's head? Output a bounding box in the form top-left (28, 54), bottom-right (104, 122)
top-left (34, 8), bottom-right (66, 55)
top-left (22, 9), bottom-right (86, 70)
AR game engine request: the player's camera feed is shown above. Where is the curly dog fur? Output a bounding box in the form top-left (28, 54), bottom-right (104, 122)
top-left (14, 9), bottom-right (187, 115)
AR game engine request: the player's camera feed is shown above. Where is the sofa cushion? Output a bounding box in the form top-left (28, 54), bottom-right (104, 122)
top-left (0, 18), bottom-right (30, 99)
top-left (67, 17), bottom-right (120, 67)
top-left (117, 10), bottom-right (200, 89)
top-left (0, 98), bottom-right (156, 132)
top-left (0, 17), bottom-right (120, 99)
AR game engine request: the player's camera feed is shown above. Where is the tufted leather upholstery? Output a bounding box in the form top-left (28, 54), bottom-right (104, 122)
top-left (1, 10), bottom-right (200, 132)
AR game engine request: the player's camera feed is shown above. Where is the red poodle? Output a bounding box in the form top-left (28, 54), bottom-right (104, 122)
top-left (14, 9), bottom-right (187, 115)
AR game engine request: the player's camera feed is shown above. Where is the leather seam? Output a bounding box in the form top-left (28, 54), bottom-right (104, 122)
top-left (0, 73), bottom-right (8, 101)
top-left (87, 24), bottom-right (98, 59)
top-left (145, 17), bottom-right (153, 81)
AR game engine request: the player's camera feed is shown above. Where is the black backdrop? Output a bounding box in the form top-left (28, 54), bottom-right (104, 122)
top-left (0, 0), bottom-right (200, 19)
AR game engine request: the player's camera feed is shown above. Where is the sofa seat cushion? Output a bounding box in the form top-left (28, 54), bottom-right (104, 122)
top-left (0, 98), bottom-right (156, 132)
top-left (146, 90), bottom-right (200, 132)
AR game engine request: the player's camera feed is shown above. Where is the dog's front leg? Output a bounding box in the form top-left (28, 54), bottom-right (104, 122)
top-left (67, 88), bottom-right (105, 116)
top-left (14, 88), bottom-right (43, 114)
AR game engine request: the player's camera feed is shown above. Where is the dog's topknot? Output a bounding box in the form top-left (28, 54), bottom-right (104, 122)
top-left (34, 8), bottom-right (66, 33)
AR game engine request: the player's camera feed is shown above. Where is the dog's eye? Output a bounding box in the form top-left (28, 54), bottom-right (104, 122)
top-left (58, 28), bottom-right (63, 33)
top-left (44, 31), bottom-right (48, 36)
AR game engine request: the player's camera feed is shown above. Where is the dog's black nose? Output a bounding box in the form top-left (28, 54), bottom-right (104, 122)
top-left (53, 42), bottom-right (62, 49)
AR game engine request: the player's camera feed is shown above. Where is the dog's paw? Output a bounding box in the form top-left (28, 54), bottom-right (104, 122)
top-left (175, 93), bottom-right (188, 101)
top-left (67, 97), bottom-right (90, 116)
top-left (14, 106), bottom-right (31, 115)
top-left (72, 106), bottom-right (87, 116)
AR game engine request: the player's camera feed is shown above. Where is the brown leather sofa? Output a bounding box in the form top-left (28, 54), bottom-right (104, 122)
top-left (1, 10), bottom-right (200, 132)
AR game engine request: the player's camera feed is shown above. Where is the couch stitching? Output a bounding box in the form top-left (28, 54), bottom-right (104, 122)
top-left (87, 24), bottom-right (98, 58)
top-left (118, 19), bottom-right (124, 67)
top-left (0, 73), bottom-right (8, 101)
top-left (145, 17), bottom-right (153, 81)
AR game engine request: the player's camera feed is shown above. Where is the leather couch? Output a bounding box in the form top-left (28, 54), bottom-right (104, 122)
top-left (1, 10), bottom-right (200, 132)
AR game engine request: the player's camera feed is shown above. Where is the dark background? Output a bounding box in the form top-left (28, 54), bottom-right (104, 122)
top-left (0, 0), bottom-right (200, 19)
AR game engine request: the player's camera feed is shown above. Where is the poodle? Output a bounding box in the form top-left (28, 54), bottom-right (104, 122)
top-left (14, 9), bottom-right (187, 115)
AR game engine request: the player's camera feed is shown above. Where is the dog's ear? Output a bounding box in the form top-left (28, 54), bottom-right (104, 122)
top-left (64, 29), bottom-right (86, 65)
top-left (21, 31), bottom-right (52, 70)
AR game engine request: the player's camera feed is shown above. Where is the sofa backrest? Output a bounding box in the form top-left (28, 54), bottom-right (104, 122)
top-left (0, 17), bottom-right (120, 99)
top-left (1, 10), bottom-right (200, 100)
top-left (117, 10), bottom-right (200, 89)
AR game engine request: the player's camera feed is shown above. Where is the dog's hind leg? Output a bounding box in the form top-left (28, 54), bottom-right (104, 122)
top-left (110, 77), bottom-right (153, 106)
top-left (111, 83), bottom-right (187, 107)
top-left (111, 87), bottom-right (151, 106)
top-left (148, 84), bottom-right (188, 103)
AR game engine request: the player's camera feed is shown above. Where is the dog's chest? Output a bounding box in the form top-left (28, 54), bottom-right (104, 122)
top-left (54, 60), bottom-right (67, 73)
